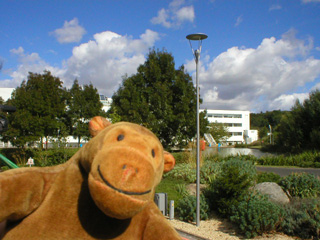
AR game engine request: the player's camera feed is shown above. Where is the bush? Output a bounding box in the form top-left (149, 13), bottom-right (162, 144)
top-left (257, 172), bottom-right (281, 184)
top-left (34, 148), bottom-right (79, 167)
top-left (0, 148), bottom-right (36, 166)
top-left (164, 163), bottom-right (196, 183)
top-left (172, 152), bottom-right (190, 164)
top-left (204, 159), bottom-right (257, 217)
top-left (230, 193), bottom-right (284, 238)
top-left (176, 194), bottom-right (209, 223)
top-left (255, 151), bottom-right (320, 168)
top-left (281, 198), bottom-right (320, 239)
top-left (0, 147), bottom-right (79, 167)
top-left (279, 173), bottom-right (320, 198)
top-left (200, 160), bottom-right (221, 184)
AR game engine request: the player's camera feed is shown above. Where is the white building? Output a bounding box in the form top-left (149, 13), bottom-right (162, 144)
top-left (99, 95), bottom-right (112, 112)
top-left (202, 109), bottom-right (258, 145)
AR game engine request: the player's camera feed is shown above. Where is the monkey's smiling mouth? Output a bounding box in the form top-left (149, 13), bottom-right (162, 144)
top-left (97, 165), bottom-right (151, 196)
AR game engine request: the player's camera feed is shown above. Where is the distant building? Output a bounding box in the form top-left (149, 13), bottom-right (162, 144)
top-left (99, 95), bottom-right (112, 112)
top-left (202, 109), bottom-right (258, 145)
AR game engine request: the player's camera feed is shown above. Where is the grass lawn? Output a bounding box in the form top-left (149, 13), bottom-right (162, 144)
top-left (155, 176), bottom-right (189, 205)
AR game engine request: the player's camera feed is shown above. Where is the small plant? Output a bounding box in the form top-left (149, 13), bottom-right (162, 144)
top-left (175, 184), bottom-right (189, 197)
top-left (200, 160), bottom-right (221, 184)
top-left (279, 173), bottom-right (320, 198)
top-left (164, 163), bottom-right (196, 183)
top-left (0, 166), bottom-right (9, 171)
top-left (281, 197), bottom-right (320, 239)
top-left (204, 158), bottom-right (257, 217)
top-left (176, 194), bottom-right (209, 223)
top-left (35, 148), bottom-right (78, 167)
top-left (257, 172), bottom-right (281, 184)
top-left (230, 193), bottom-right (284, 239)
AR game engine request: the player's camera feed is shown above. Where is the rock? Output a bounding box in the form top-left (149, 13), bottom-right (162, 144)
top-left (186, 184), bottom-right (207, 196)
top-left (254, 182), bottom-right (290, 205)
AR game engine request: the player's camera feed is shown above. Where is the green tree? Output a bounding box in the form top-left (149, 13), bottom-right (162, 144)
top-left (251, 110), bottom-right (287, 143)
top-left (4, 71), bottom-right (67, 148)
top-left (277, 90), bottom-right (320, 151)
top-left (65, 80), bottom-right (105, 147)
top-left (108, 49), bottom-right (209, 148)
top-left (207, 121), bottom-right (229, 143)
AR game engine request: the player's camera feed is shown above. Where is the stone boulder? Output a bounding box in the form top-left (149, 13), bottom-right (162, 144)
top-left (254, 182), bottom-right (290, 205)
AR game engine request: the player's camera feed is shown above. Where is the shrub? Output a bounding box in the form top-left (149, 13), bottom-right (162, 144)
top-left (257, 172), bottom-right (281, 184)
top-left (230, 193), bottom-right (284, 238)
top-left (200, 160), bottom-right (221, 184)
top-left (176, 194), bottom-right (209, 223)
top-left (164, 163), bottom-right (196, 183)
top-left (172, 152), bottom-right (190, 164)
top-left (34, 148), bottom-right (78, 167)
top-left (279, 173), bottom-right (320, 198)
top-left (0, 148), bottom-right (36, 166)
top-left (255, 151), bottom-right (320, 168)
top-left (205, 159), bottom-right (257, 217)
top-left (281, 198), bottom-right (320, 239)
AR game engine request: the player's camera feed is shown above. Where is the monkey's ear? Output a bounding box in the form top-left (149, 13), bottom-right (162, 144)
top-left (163, 151), bottom-right (175, 173)
top-left (89, 116), bottom-right (111, 137)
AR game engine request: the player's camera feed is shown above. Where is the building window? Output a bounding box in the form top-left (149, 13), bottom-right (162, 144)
top-left (223, 123), bottom-right (242, 127)
top-left (233, 132), bottom-right (243, 136)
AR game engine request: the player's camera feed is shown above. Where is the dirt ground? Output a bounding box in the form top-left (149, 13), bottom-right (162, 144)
top-left (168, 218), bottom-right (297, 240)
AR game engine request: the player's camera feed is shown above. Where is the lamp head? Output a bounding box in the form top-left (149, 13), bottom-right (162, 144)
top-left (186, 33), bottom-right (208, 41)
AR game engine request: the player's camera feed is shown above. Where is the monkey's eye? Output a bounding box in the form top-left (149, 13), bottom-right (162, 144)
top-left (117, 134), bottom-right (125, 141)
top-left (151, 149), bottom-right (155, 158)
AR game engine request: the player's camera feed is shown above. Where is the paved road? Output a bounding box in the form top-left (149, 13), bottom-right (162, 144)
top-left (177, 229), bottom-right (208, 240)
top-left (256, 166), bottom-right (320, 177)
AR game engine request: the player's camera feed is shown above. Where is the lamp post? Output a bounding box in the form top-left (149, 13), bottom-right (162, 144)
top-left (269, 124), bottom-right (272, 144)
top-left (186, 33), bottom-right (207, 227)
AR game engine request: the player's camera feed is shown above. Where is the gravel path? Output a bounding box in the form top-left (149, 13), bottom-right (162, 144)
top-left (168, 218), bottom-right (296, 240)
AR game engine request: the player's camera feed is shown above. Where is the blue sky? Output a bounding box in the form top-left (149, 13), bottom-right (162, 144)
top-left (1, 0), bottom-right (320, 113)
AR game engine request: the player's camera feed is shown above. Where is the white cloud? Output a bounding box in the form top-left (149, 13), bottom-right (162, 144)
top-left (269, 4), bottom-right (282, 11)
top-left (191, 29), bottom-right (320, 112)
top-left (302, 0), bottom-right (320, 3)
top-left (151, 0), bottom-right (195, 28)
top-left (235, 15), bottom-right (243, 27)
top-left (50, 18), bottom-right (86, 44)
top-left (10, 46), bottom-right (24, 55)
top-left (60, 29), bottom-right (160, 96)
top-left (0, 30), bottom-right (159, 97)
top-left (311, 82), bottom-right (320, 91)
top-left (269, 93), bottom-right (309, 110)
top-left (176, 6), bottom-right (195, 23)
top-left (1, 47), bottom-right (64, 88)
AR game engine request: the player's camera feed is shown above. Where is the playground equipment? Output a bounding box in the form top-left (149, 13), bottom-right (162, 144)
top-left (0, 104), bottom-right (18, 169)
top-left (0, 153), bottom-right (18, 169)
top-left (204, 133), bottom-right (216, 147)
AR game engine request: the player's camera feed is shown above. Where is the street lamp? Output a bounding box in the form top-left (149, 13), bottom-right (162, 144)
top-left (186, 33), bottom-right (207, 227)
top-left (269, 124), bottom-right (272, 145)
